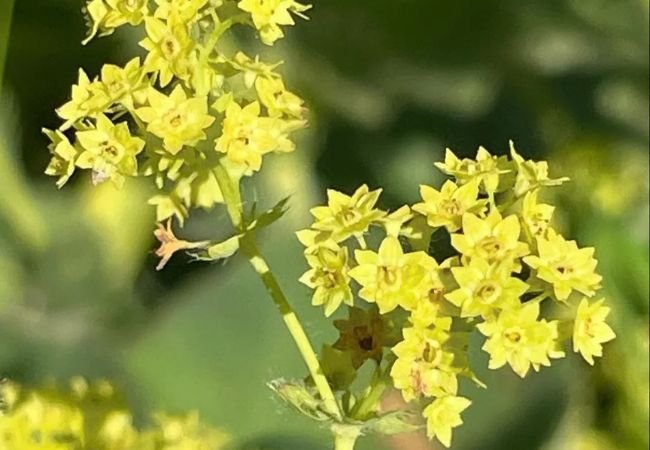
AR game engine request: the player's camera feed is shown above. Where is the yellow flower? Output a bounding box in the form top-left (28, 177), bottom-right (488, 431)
top-left (295, 228), bottom-right (334, 254)
top-left (510, 141), bottom-right (568, 197)
top-left (298, 242), bottom-right (353, 317)
top-left (573, 298), bottom-right (616, 365)
top-left (408, 256), bottom-right (452, 328)
top-left (255, 76), bottom-right (305, 118)
top-left (523, 229), bottom-right (602, 301)
top-left (413, 179), bottom-right (487, 232)
top-left (521, 190), bottom-right (554, 239)
top-left (309, 185), bottom-right (385, 242)
top-left (230, 52), bottom-right (282, 88)
top-left (446, 258), bottom-right (528, 319)
top-left (154, 0), bottom-right (209, 22)
top-left (56, 69), bottom-right (104, 129)
top-left (137, 86), bottom-right (215, 154)
top-left (215, 100), bottom-right (297, 172)
top-left (152, 411), bottom-right (229, 450)
top-left (105, 0), bottom-right (149, 27)
top-left (43, 128), bottom-right (79, 188)
top-left (83, 0), bottom-right (149, 44)
top-left (94, 57), bottom-right (148, 110)
top-left (237, 0), bottom-right (311, 45)
top-left (333, 306), bottom-right (398, 368)
top-left (451, 211), bottom-right (529, 270)
top-left (422, 395), bottom-right (472, 448)
top-left (140, 15), bottom-right (195, 86)
top-left (349, 237), bottom-right (430, 313)
top-left (75, 113), bottom-right (145, 186)
top-left (390, 324), bottom-right (458, 401)
top-left (380, 205), bottom-right (413, 238)
top-left (477, 302), bottom-right (565, 377)
top-left (435, 147), bottom-right (510, 195)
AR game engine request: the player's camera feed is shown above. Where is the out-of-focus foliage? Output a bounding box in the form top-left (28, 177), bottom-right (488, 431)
top-left (0, 378), bottom-right (229, 450)
top-left (1, 0), bottom-right (648, 449)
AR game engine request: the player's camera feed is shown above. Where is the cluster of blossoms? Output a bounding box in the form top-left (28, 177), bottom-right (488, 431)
top-left (298, 143), bottom-right (616, 447)
top-left (0, 378), bottom-right (228, 449)
top-left (45, 0), bottom-right (309, 227)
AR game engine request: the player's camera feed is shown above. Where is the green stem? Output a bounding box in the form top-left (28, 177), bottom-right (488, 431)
top-left (350, 374), bottom-right (388, 420)
top-left (213, 163), bottom-right (343, 422)
top-left (0, 0), bottom-right (15, 96)
top-left (333, 433), bottom-right (359, 450)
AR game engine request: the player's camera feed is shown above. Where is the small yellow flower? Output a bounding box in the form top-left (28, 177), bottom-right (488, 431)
top-left (43, 128), bottom-right (79, 188)
top-left (140, 15), bottom-right (195, 86)
top-left (523, 229), bottom-right (602, 301)
top-left (451, 211), bottom-right (529, 269)
top-left (153, 411), bottom-right (229, 449)
top-left (255, 76), bottom-right (305, 118)
top-left (409, 256), bottom-right (450, 328)
top-left (521, 190), bottom-right (554, 239)
top-left (380, 205), bottom-right (413, 238)
top-left (446, 258), bottom-right (528, 319)
top-left (349, 237), bottom-right (430, 313)
top-left (94, 57), bottom-right (148, 110)
top-left (333, 306), bottom-right (398, 368)
top-left (83, 0), bottom-right (149, 44)
top-left (237, 0), bottom-right (311, 45)
top-left (298, 242), bottom-right (353, 317)
top-left (137, 86), bottom-right (215, 154)
top-left (477, 302), bottom-right (565, 377)
top-left (309, 185), bottom-right (385, 242)
top-left (573, 298), bottom-right (616, 365)
top-left (230, 52), bottom-right (282, 88)
top-left (56, 69), bottom-right (104, 129)
top-left (422, 395), bottom-right (471, 448)
top-left (105, 0), bottom-right (149, 27)
top-left (391, 324), bottom-right (458, 401)
top-left (215, 100), bottom-right (298, 172)
top-left (413, 179), bottom-right (487, 232)
top-left (435, 147), bottom-right (510, 195)
top-left (154, 0), bottom-right (209, 22)
top-left (75, 113), bottom-right (145, 186)
top-left (510, 141), bottom-right (568, 197)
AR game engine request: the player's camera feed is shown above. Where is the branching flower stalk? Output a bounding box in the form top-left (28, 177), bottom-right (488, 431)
top-left (42, 2), bottom-right (616, 449)
top-left (211, 164), bottom-right (343, 423)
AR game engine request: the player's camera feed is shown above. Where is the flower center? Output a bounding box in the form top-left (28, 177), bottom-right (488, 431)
top-left (504, 328), bottom-right (523, 345)
top-left (422, 340), bottom-right (442, 366)
top-left (428, 287), bottom-right (444, 304)
top-left (100, 141), bottom-right (121, 160)
top-left (341, 208), bottom-right (361, 226)
top-left (442, 198), bottom-right (461, 216)
top-left (556, 264), bottom-right (573, 275)
top-left (476, 281), bottom-right (500, 304)
top-left (162, 36), bottom-right (179, 59)
top-left (378, 266), bottom-right (400, 289)
top-left (479, 236), bottom-right (501, 258)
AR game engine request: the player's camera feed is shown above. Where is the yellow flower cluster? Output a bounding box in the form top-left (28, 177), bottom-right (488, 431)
top-left (0, 378), bottom-right (228, 450)
top-left (298, 142), bottom-right (615, 447)
top-left (46, 0), bottom-right (309, 225)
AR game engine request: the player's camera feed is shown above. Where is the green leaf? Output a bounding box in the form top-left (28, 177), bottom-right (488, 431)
top-left (246, 196), bottom-right (291, 233)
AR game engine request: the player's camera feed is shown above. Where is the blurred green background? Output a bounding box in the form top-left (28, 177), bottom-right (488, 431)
top-left (0, 1), bottom-right (648, 449)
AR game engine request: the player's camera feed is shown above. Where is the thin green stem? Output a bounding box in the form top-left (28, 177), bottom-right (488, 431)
top-left (350, 370), bottom-right (389, 420)
top-left (213, 163), bottom-right (343, 422)
top-left (0, 0), bottom-right (15, 96)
